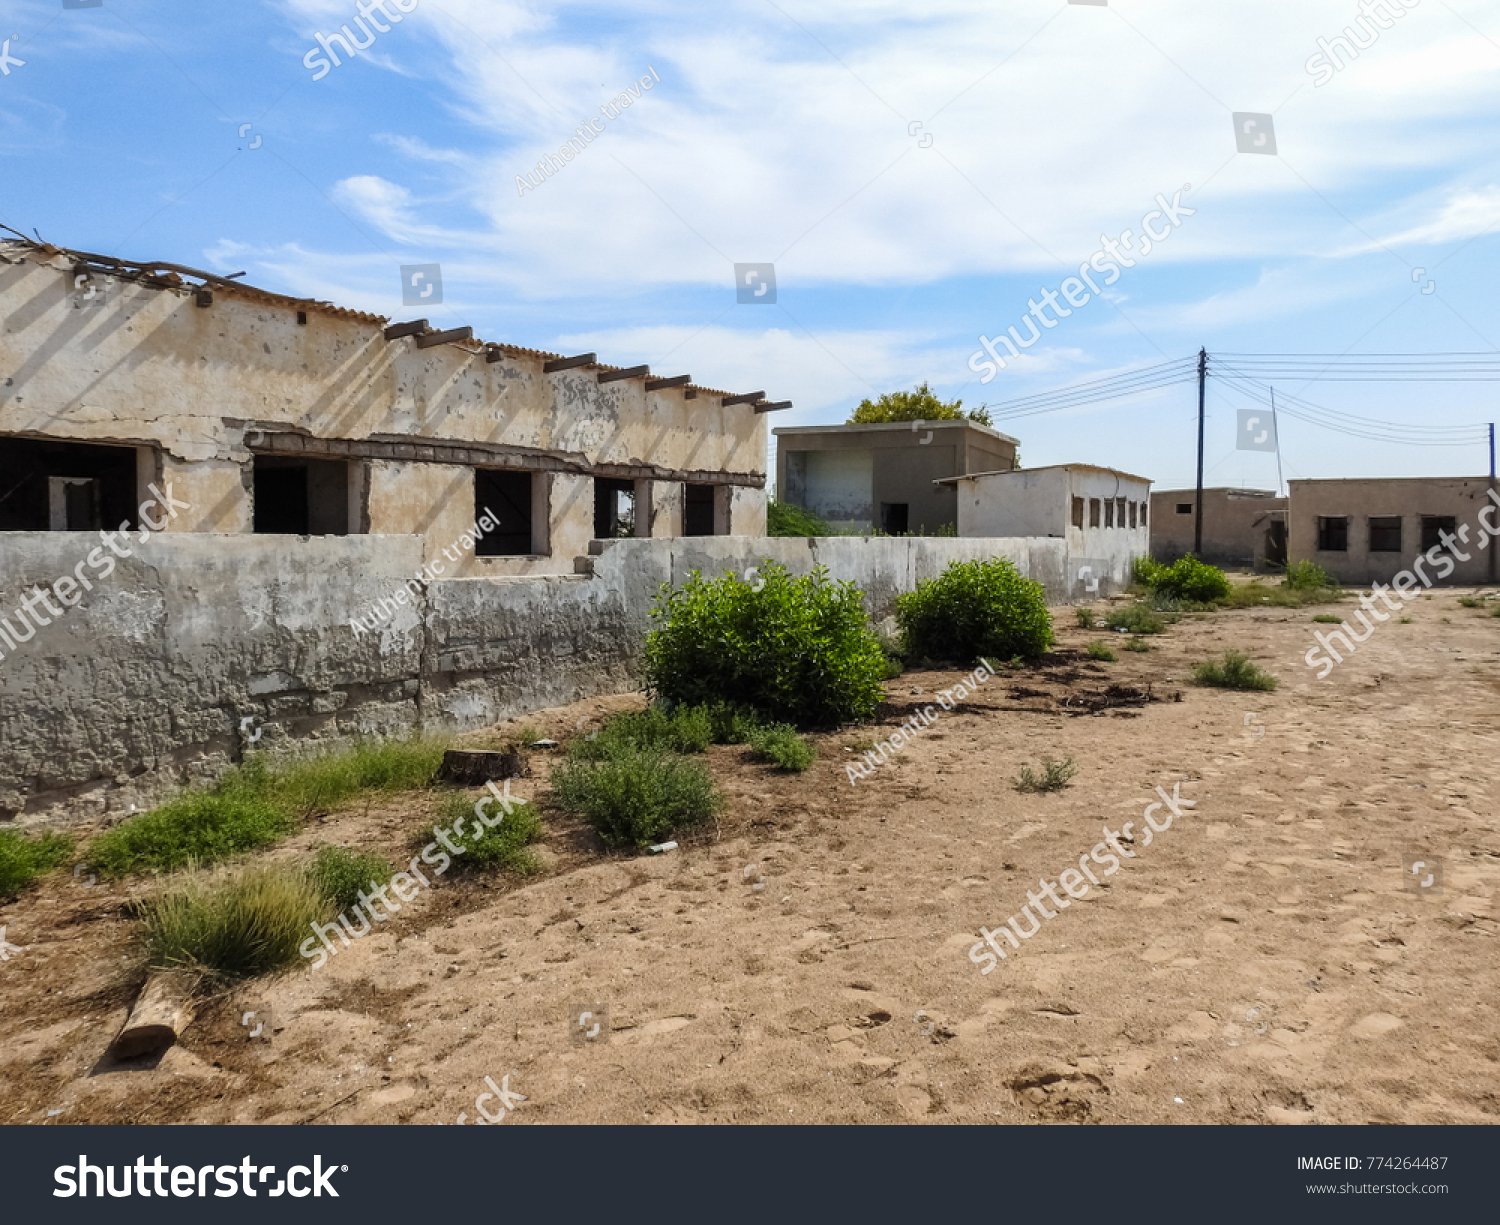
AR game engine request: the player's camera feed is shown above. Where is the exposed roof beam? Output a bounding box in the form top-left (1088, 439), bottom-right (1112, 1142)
top-left (383, 319), bottom-right (428, 340)
top-left (722, 391), bottom-right (765, 406)
top-left (597, 365), bottom-right (650, 384)
top-left (543, 352), bottom-right (596, 373)
top-left (416, 326), bottom-right (473, 349)
top-left (645, 374), bottom-right (691, 392)
top-left (754, 401), bottom-right (793, 413)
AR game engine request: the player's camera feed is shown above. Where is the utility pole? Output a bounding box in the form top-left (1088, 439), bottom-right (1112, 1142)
top-left (1490, 423), bottom-right (1496, 585)
top-left (1194, 347), bottom-right (1207, 555)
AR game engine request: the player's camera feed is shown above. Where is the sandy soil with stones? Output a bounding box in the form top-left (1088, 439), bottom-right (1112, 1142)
top-left (3, 583), bottom-right (1498, 1125)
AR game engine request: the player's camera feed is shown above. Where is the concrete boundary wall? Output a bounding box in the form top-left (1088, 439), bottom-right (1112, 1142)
top-left (0, 533), bottom-right (1073, 826)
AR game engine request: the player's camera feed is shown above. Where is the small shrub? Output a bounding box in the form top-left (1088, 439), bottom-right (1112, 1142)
top-left (418, 794), bottom-right (544, 874)
top-left (1312, 614), bottom-right (1342, 624)
top-left (569, 706), bottom-right (714, 760)
top-left (1085, 640), bottom-right (1117, 661)
top-left (896, 557), bottom-right (1053, 665)
top-left (1123, 636), bottom-right (1152, 653)
top-left (143, 864), bottom-right (326, 983)
top-left (1131, 556), bottom-right (1163, 589)
top-left (1106, 605), bottom-right (1167, 635)
top-left (1013, 757), bottom-right (1078, 794)
top-left (308, 846), bottom-right (393, 911)
top-left (747, 723), bottom-right (817, 772)
top-left (1193, 650), bottom-right (1278, 692)
top-left (1146, 555), bottom-right (1231, 603)
top-left (551, 749), bottom-right (724, 848)
top-left (767, 497), bottom-right (831, 537)
top-left (1458, 596), bottom-right (1483, 609)
top-left (644, 562), bottom-right (887, 727)
top-left (0, 829), bottom-right (73, 896)
top-left (1284, 559), bottom-right (1336, 592)
top-left (91, 785), bottom-right (297, 878)
top-left (1075, 607), bottom-right (1095, 628)
top-left (1400, 616), bottom-right (1413, 624)
top-left (516, 725), bottom-right (544, 748)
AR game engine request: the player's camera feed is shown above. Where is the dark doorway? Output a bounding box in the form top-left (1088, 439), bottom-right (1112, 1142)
top-left (593, 477), bottom-right (636, 539)
top-left (475, 468), bottom-right (535, 556)
top-left (0, 436), bottom-right (140, 532)
top-left (1265, 519), bottom-right (1287, 567)
top-left (880, 502), bottom-right (909, 535)
top-left (684, 483), bottom-right (716, 537)
top-left (252, 457), bottom-right (350, 535)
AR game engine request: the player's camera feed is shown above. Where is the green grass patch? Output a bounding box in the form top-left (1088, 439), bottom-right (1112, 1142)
top-left (308, 845), bottom-right (394, 911)
top-left (1085, 640), bottom-right (1117, 661)
top-left (1193, 650), bottom-right (1279, 692)
top-left (1105, 605), bottom-right (1168, 635)
top-left (767, 497), bottom-right (832, 537)
top-left (271, 738), bottom-right (447, 817)
top-left (90, 784), bottom-right (297, 879)
top-left (551, 749), bottom-right (724, 849)
top-left (746, 723), bottom-right (817, 772)
top-left (142, 864), bottom-right (327, 984)
top-left (568, 705), bottom-right (714, 760)
top-left (1013, 756), bottom-right (1078, 794)
top-left (1312, 614), bottom-right (1342, 624)
top-left (0, 828), bottom-right (73, 897)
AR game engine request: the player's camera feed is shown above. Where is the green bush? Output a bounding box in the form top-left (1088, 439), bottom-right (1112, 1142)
top-left (1131, 556), bottom-right (1163, 588)
top-left (1085, 641), bottom-right (1117, 662)
top-left (569, 705), bottom-right (713, 760)
top-left (143, 864), bottom-right (327, 983)
top-left (551, 749), bottom-right (724, 848)
top-left (767, 498), bottom-right (831, 537)
top-left (1193, 650), bottom-right (1278, 692)
top-left (308, 846), bottom-right (393, 911)
top-left (643, 562), bottom-right (887, 728)
top-left (91, 785), bottom-right (297, 878)
top-left (1075, 607), bottom-right (1096, 628)
top-left (1145, 555), bottom-right (1231, 603)
top-left (747, 723), bottom-right (817, 772)
top-left (1013, 757), bottom-right (1078, 794)
top-left (0, 829), bottom-right (73, 897)
top-left (1284, 559), bottom-right (1336, 591)
top-left (416, 794), bottom-right (544, 874)
top-left (895, 557), bottom-right (1053, 665)
top-left (1105, 604), bottom-right (1167, 635)
top-left (1122, 637), bottom-right (1152, 653)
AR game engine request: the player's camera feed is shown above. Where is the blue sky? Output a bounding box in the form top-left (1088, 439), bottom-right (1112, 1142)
top-left (3, 0), bottom-right (1499, 490)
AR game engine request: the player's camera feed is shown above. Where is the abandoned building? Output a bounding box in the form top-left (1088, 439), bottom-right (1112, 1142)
top-left (1150, 487), bottom-right (1288, 570)
top-left (0, 236), bottom-right (786, 575)
top-left (773, 420), bottom-right (1018, 534)
top-left (1286, 475), bottom-right (1500, 586)
top-left (935, 464), bottom-right (1151, 599)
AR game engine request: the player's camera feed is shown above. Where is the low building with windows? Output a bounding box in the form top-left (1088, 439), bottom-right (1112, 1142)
top-left (1287, 476), bottom-right (1500, 586)
top-left (1149, 487), bottom-right (1287, 569)
top-left (0, 237), bottom-right (784, 575)
top-left (773, 420), bottom-right (1018, 534)
top-left (935, 463), bottom-right (1151, 598)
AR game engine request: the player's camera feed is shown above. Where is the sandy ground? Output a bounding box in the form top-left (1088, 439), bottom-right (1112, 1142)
top-left (3, 585), bottom-right (1499, 1126)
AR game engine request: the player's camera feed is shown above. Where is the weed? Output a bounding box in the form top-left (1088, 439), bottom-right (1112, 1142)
top-left (516, 725), bottom-right (544, 748)
top-left (90, 786), bottom-right (296, 878)
top-left (417, 794), bottom-right (544, 874)
top-left (1106, 605), bottom-right (1168, 635)
top-left (1312, 614), bottom-right (1342, 624)
top-left (1013, 757), bottom-right (1079, 794)
top-left (1075, 607), bottom-right (1095, 628)
top-left (1123, 637), bottom-right (1152, 653)
top-left (272, 738), bottom-right (446, 816)
top-left (1284, 559), bottom-right (1336, 592)
top-left (142, 864), bottom-right (327, 983)
top-left (568, 706), bottom-right (714, 760)
top-left (1459, 597), bottom-right (1483, 609)
top-left (747, 724), bottom-right (817, 772)
top-left (551, 749), bottom-right (724, 848)
top-left (308, 846), bottom-right (394, 911)
top-left (1085, 641), bottom-right (1117, 662)
top-left (0, 829), bottom-right (73, 897)
top-left (1400, 616), bottom-right (1413, 624)
top-left (1192, 650), bottom-right (1278, 692)
top-left (767, 497), bottom-right (831, 538)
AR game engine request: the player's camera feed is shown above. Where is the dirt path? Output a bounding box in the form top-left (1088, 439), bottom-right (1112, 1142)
top-left (3, 589), bottom-right (1498, 1125)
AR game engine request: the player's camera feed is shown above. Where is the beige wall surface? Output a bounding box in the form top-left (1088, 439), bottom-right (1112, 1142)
top-left (1150, 488), bottom-right (1286, 567)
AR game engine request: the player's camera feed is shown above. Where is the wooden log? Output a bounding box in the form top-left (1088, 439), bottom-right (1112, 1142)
top-left (439, 748), bottom-right (527, 786)
top-left (113, 972), bottom-right (196, 1058)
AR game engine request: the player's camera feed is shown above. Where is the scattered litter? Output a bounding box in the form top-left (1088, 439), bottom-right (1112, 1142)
top-left (1174, 1096), bottom-right (1184, 1104)
top-left (648, 841), bottom-right (678, 854)
top-left (531, 738), bottom-right (559, 749)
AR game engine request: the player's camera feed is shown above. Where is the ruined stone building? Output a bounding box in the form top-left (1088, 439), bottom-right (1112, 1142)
top-left (0, 236), bottom-right (783, 576)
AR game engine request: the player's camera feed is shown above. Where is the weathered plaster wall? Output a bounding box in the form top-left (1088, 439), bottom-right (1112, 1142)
top-left (0, 532), bottom-right (1070, 826)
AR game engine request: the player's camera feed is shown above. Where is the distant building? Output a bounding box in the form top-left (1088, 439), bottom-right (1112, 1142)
top-left (935, 463), bottom-right (1151, 599)
top-left (1150, 487), bottom-right (1287, 570)
top-left (773, 420), bottom-right (1018, 534)
top-left (1288, 476), bottom-right (1499, 586)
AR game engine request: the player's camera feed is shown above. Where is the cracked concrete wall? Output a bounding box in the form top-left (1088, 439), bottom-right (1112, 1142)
top-left (0, 245), bottom-right (767, 571)
top-left (0, 532), bottom-right (1068, 827)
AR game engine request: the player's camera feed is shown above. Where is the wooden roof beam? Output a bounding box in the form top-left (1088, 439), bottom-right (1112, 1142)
top-left (597, 365), bottom-right (650, 384)
top-left (544, 352), bottom-right (596, 373)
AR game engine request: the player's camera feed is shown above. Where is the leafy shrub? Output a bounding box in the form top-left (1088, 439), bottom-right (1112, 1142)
top-left (0, 829), bottom-right (73, 897)
top-left (1013, 757), bottom-right (1078, 794)
top-left (1131, 556), bottom-right (1163, 588)
top-left (143, 864), bottom-right (327, 983)
top-left (91, 785), bottom-right (297, 878)
top-left (416, 794), bottom-right (544, 874)
top-left (308, 846), bottom-right (393, 911)
top-left (1145, 555), bottom-right (1231, 603)
top-left (747, 723), bottom-right (817, 772)
top-left (643, 562), bottom-right (887, 728)
top-left (569, 706), bottom-right (713, 760)
top-left (1193, 650), bottom-right (1278, 692)
top-left (896, 557), bottom-right (1053, 665)
top-left (1105, 605), bottom-right (1167, 635)
top-left (551, 749), bottom-right (724, 849)
top-left (1085, 640), bottom-right (1117, 661)
top-left (1123, 637), bottom-right (1152, 653)
top-left (1284, 559), bottom-right (1336, 591)
top-left (767, 498), bottom-right (831, 537)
